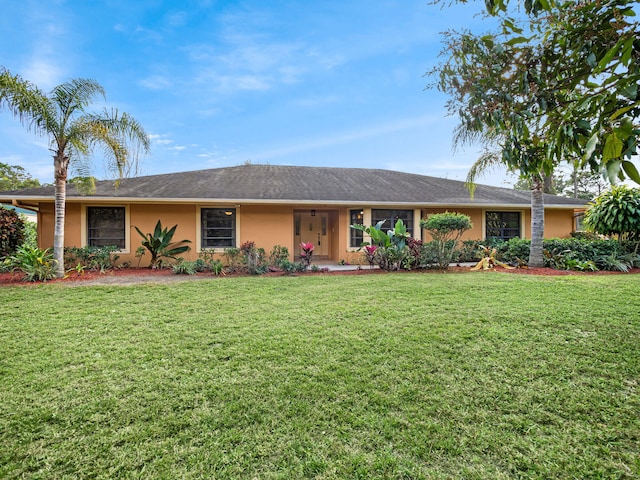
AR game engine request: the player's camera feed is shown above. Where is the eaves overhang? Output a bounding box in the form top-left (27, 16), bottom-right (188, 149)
top-left (0, 195), bottom-right (585, 210)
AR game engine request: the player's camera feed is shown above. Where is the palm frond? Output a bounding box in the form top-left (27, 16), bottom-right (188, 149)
top-left (465, 150), bottom-right (503, 198)
top-left (0, 67), bottom-right (54, 135)
top-left (76, 108), bottom-right (150, 179)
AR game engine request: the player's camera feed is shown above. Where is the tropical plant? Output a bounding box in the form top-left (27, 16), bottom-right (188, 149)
top-left (0, 68), bottom-right (150, 277)
top-left (584, 186), bottom-right (640, 246)
top-left (0, 206), bottom-right (25, 258)
top-left (350, 219), bottom-right (411, 270)
top-left (135, 220), bottom-right (191, 268)
top-left (299, 242), bottom-right (314, 269)
top-left (471, 246), bottom-right (515, 271)
top-left (421, 212), bottom-right (472, 269)
top-left (11, 245), bottom-right (56, 282)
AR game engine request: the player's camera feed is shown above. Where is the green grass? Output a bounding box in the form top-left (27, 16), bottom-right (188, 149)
top-left (1, 273), bottom-right (639, 479)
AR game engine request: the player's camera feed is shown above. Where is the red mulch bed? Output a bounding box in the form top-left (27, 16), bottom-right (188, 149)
top-left (1, 265), bottom-right (638, 286)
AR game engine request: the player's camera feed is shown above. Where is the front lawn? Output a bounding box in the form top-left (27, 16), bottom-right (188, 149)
top-left (1, 273), bottom-right (638, 479)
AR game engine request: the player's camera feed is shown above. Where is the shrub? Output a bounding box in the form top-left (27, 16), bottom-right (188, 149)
top-left (279, 259), bottom-right (307, 274)
top-left (223, 247), bottom-right (242, 272)
top-left (420, 212), bottom-right (472, 269)
top-left (11, 245), bottom-right (56, 282)
top-left (64, 245), bottom-right (120, 272)
top-left (241, 241), bottom-right (268, 275)
top-left (172, 259), bottom-right (197, 275)
top-left (584, 185), bottom-right (640, 243)
top-left (299, 242), bottom-right (314, 269)
top-left (269, 245), bottom-right (290, 268)
top-left (0, 207), bottom-right (25, 258)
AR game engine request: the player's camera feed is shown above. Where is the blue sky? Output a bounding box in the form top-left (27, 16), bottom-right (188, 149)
top-left (0, 0), bottom-right (515, 187)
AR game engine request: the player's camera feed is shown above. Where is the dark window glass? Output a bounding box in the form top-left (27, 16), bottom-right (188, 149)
top-left (371, 209), bottom-right (414, 236)
top-left (87, 207), bottom-right (126, 248)
top-left (202, 208), bottom-right (236, 248)
top-left (486, 211), bottom-right (520, 240)
top-left (350, 209), bottom-right (364, 247)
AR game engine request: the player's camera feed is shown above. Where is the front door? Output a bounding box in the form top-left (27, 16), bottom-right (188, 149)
top-left (295, 212), bottom-right (329, 257)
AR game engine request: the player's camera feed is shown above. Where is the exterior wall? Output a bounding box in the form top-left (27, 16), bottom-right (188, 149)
top-left (35, 200), bottom-right (580, 267)
top-left (239, 205), bottom-right (294, 257)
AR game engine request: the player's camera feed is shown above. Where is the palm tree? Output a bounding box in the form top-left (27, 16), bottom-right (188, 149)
top-left (465, 143), bottom-right (548, 268)
top-left (0, 67), bottom-right (150, 277)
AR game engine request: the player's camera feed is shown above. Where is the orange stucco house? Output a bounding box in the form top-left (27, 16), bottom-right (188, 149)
top-left (0, 165), bottom-right (587, 265)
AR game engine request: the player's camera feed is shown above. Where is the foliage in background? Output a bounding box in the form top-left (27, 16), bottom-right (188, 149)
top-left (513, 168), bottom-right (610, 201)
top-left (10, 245), bottom-right (56, 282)
top-left (64, 245), bottom-right (120, 273)
top-left (421, 212), bottom-right (472, 269)
top-left (584, 185), bottom-right (640, 246)
top-left (135, 220), bottom-right (191, 269)
top-left (0, 207), bottom-right (25, 258)
top-left (0, 163), bottom-right (41, 191)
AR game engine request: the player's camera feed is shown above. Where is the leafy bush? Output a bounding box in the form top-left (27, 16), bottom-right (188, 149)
top-left (279, 259), bottom-right (307, 274)
top-left (11, 245), bottom-right (56, 282)
top-left (0, 207), bottom-right (25, 258)
top-left (64, 245), bottom-right (120, 272)
top-left (420, 212), bottom-right (472, 269)
top-left (172, 259), bottom-right (197, 275)
top-left (584, 185), bottom-right (640, 243)
top-left (269, 245), bottom-right (290, 268)
top-left (222, 247), bottom-right (242, 272)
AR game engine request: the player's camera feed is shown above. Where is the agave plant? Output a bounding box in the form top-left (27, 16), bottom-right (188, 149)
top-left (135, 220), bottom-right (191, 268)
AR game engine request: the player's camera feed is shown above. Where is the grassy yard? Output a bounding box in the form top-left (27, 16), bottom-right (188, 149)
top-left (0, 272), bottom-right (639, 479)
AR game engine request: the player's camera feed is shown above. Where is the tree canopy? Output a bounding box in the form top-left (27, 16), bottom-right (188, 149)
top-left (433, 0), bottom-right (639, 180)
top-left (0, 163), bottom-right (40, 191)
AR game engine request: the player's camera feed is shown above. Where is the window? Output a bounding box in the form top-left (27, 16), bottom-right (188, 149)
top-left (350, 209), bottom-right (364, 247)
top-left (371, 209), bottom-right (414, 236)
top-left (486, 211), bottom-right (520, 241)
top-left (201, 208), bottom-right (236, 248)
top-left (87, 207), bottom-right (126, 248)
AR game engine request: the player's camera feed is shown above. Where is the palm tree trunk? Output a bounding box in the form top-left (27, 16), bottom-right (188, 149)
top-left (529, 175), bottom-right (545, 268)
top-left (53, 154), bottom-right (68, 278)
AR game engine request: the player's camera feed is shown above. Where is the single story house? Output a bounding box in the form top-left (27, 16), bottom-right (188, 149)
top-left (0, 164), bottom-right (587, 265)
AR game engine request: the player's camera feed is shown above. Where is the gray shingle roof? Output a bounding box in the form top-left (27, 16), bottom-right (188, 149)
top-left (0, 165), bottom-right (587, 207)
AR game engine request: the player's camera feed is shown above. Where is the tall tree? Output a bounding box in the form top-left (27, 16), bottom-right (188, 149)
top-left (0, 163), bottom-right (41, 191)
top-left (0, 68), bottom-right (150, 277)
top-left (430, 0), bottom-right (639, 266)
